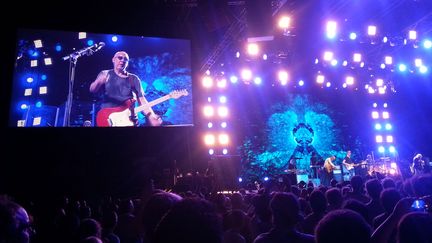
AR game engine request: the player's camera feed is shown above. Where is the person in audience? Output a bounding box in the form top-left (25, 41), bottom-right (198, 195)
top-left (325, 188), bottom-right (343, 212)
top-left (373, 188), bottom-right (401, 229)
top-left (81, 236), bottom-right (103, 243)
top-left (140, 191), bottom-right (182, 243)
top-left (0, 195), bottom-right (33, 243)
top-left (101, 210), bottom-right (120, 243)
top-left (249, 194), bottom-right (272, 240)
top-left (397, 212), bottom-right (432, 243)
top-left (315, 209), bottom-right (371, 243)
top-left (78, 218), bottom-right (102, 241)
top-left (345, 175), bottom-right (370, 204)
top-left (301, 189), bottom-right (327, 234)
top-left (342, 199), bottom-right (370, 223)
top-left (253, 192), bottom-right (314, 243)
top-left (371, 197), bottom-right (415, 243)
top-left (222, 209), bottom-right (247, 243)
top-left (411, 174), bottom-right (432, 197)
top-left (365, 179), bottom-right (384, 222)
top-left (154, 197), bottom-right (223, 243)
top-left (116, 199), bottom-right (140, 243)
top-left (382, 177), bottom-right (396, 189)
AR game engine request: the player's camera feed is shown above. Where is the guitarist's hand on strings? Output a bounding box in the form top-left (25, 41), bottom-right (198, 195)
top-left (146, 112), bottom-right (163, 126)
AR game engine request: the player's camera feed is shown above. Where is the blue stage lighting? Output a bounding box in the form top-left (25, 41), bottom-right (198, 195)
top-left (349, 32), bottom-right (357, 40)
top-left (26, 77), bottom-right (34, 83)
top-left (28, 49), bottom-right (39, 57)
top-left (385, 123), bottom-right (392, 130)
top-left (331, 59), bottom-right (338, 66)
top-left (230, 75), bottom-right (238, 83)
top-left (378, 146), bottom-right (385, 153)
top-left (55, 44), bottom-right (62, 52)
top-left (298, 80), bottom-right (304, 86)
top-left (254, 77), bottom-right (262, 85)
top-left (20, 104), bottom-right (28, 110)
top-left (87, 40), bottom-right (94, 46)
top-left (389, 146), bottom-right (396, 153)
top-left (375, 123), bottom-right (382, 130)
top-left (419, 66), bottom-right (428, 73)
top-left (264, 176), bottom-right (269, 181)
top-left (398, 64), bottom-right (407, 72)
top-left (424, 40), bottom-right (432, 49)
top-left (35, 101), bottom-right (42, 108)
top-left (111, 35), bottom-right (118, 42)
top-left (41, 74), bottom-right (47, 80)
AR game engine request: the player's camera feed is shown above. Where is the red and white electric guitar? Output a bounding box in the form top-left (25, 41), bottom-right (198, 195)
top-left (96, 89), bottom-right (188, 127)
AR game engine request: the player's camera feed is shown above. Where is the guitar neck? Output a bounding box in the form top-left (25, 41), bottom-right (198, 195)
top-left (134, 95), bottom-right (171, 113)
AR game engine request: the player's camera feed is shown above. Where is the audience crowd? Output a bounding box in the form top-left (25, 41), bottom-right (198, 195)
top-left (1, 173), bottom-right (432, 243)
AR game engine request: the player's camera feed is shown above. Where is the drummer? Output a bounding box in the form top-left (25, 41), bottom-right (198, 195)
top-left (356, 154), bottom-right (373, 178)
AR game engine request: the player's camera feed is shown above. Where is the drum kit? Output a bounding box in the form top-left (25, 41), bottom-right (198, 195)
top-left (367, 157), bottom-right (398, 176)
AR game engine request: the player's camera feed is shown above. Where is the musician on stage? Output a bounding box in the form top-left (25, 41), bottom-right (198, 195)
top-left (89, 51), bottom-right (162, 127)
top-left (411, 153), bottom-right (425, 176)
top-left (310, 152), bottom-right (322, 179)
top-left (355, 154), bottom-right (372, 178)
top-left (342, 150), bottom-right (355, 180)
top-left (322, 155), bottom-right (336, 186)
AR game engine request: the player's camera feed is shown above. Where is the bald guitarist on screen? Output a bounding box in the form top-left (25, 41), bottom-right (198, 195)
top-left (89, 51), bottom-right (187, 127)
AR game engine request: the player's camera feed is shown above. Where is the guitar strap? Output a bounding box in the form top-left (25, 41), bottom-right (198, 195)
top-left (127, 75), bottom-right (139, 125)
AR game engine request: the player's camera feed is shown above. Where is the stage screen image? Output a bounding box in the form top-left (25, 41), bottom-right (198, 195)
top-left (9, 29), bottom-right (193, 127)
top-left (229, 85), bottom-right (378, 184)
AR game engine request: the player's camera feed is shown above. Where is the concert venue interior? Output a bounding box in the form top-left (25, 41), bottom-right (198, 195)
top-left (1, 0), bottom-right (432, 242)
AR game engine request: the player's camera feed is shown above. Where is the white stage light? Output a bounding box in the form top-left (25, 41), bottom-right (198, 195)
top-left (345, 76), bottom-right (354, 85)
top-left (34, 39), bottom-right (43, 48)
top-left (376, 79), bottom-right (384, 87)
top-left (78, 32), bottom-right (87, 39)
top-left (323, 51), bottom-right (334, 61)
top-left (316, 74), bottom-right (325, 84)
top-left (408, 30), bottom-right (417, 40)
top-left (423, 40), bottom-right (432, 49)
top-left (368, 25), bottom-right (377, 36)
top-left (385, 56), bottom-right (393, 65)
top-left (202, 76), bottom-right (213, 88)
top-left (326, 21), bottom-right (337, 39)
top-left (353, 53), bottom-right (362, 62)
top-left (247, 43), bottom-right (259, 56)
top-left (376, 135), bottom-right (383, 143)
top-left (278, 16), bottom-right (291, 29)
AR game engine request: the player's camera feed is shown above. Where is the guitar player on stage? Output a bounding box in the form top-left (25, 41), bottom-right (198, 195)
top-left (322, 155), bottom-right (336, 186)
top-left (342, 150), bottom-right (356, 180)
top-left (89, 51), bottom-right (162, 127)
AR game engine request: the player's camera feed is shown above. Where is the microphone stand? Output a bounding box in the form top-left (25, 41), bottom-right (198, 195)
top-left (62, 47), bottom-right (97, 127)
